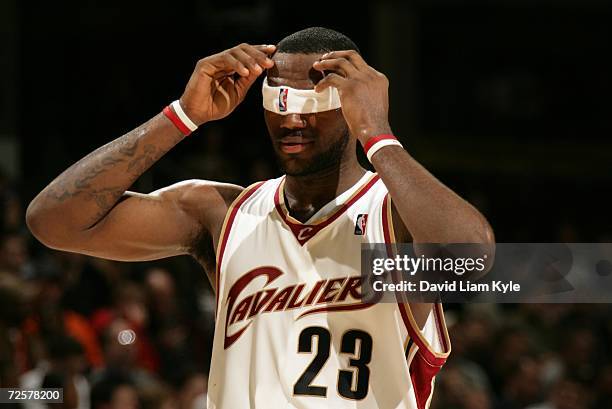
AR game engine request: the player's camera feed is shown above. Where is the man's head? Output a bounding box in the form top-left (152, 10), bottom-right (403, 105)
top-left (264, 27), bottom-right (360, 176)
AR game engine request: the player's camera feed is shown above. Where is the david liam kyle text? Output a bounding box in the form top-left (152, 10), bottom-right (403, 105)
top-left (373, 280), bottom-right (521, 294)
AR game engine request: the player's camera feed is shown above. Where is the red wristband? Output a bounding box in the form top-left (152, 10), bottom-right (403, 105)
top-left (162, 105), bottom-right (192, 136)
top-left (363, 134), bottom-right (397, 154)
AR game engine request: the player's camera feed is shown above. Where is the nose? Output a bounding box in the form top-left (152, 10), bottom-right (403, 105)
top-left (280, 113), bottom-right (307, 130)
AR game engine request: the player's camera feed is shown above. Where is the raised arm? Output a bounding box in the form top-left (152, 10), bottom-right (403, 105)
top-left (26, 43), bottom-right (276, 262)
top-left (313, 50), bottom-right (495, 247)
top-left (313, 51), bottom-right (495, 327)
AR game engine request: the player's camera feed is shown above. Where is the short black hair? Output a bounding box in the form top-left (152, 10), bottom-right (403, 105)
top-left (276, 27), bottom-right (360, 55)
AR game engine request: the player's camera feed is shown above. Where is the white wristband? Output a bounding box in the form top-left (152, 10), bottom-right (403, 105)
top-left (171, 100), bottom-right (198, 132)
top-left (366, 139), bottom-right (403, 162)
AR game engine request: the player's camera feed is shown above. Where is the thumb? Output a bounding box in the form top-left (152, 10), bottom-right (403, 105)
top-left (315, 73), bottom-right (347, 93)
top-left (235, 70), bottom-right (263, 99)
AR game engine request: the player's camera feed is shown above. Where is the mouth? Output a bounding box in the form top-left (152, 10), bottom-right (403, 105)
top-left (278, 133), bottom-right (314, 154)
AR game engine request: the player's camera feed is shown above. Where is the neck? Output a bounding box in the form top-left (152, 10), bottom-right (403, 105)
top-left (284, 148), bottom-right (366, 222)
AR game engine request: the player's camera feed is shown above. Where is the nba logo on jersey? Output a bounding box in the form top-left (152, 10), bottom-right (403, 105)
top-left (354, 213), bottom-right (368, 235)
top-left (279, 88), bottom-right (288, 112)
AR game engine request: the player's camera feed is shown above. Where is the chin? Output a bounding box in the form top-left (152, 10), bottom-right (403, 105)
top-left (280, 160), bottom-right (312, 177)
top-left (274, 139), bottom-right (347, 177)
top-left (282, 161), bottom-right (338, 177)
top-left (273, 151), bottom-right (309, 175)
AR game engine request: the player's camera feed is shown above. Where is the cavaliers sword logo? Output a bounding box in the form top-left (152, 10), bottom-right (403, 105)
top-left (223, 266), bottom-right (381, 349)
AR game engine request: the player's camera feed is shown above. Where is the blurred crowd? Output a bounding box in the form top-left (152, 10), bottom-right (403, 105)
top-left (1, 159), bottom-right (612, 409)
top-left (1, 168), bottom-right (214, 409)
top-left (433, 304), bottom-right (612, 409)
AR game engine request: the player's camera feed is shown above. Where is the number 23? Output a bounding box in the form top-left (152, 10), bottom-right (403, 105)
top-left (294, 326), bottom-right (373, 400)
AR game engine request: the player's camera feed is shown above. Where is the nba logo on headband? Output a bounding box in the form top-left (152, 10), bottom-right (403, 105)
top-left (279, 88), bottom-right (288, 112)
top-left (262, 77), bottom-right (341, 114)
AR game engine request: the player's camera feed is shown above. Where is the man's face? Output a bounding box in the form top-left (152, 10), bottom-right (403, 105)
top-left (264, 52), bottom-right (350, 177)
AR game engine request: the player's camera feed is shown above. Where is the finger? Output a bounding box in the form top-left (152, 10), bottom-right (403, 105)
top-left (235, 70), bottom-right (260, 96)
top-left (312, 58), bottom-right (358, 78)
top-left (314, 73), bottom-right (347, 93)
top-left (320, 50), bottom-right (367, 70)
top-left (213, 77), bottom-right (233, 107)
top-left (252, 44), bottom-right (277, 55)
top-left (196, 53), bottom-right (248, 78)
top-left (251, 44), bottom-right (276, 64)
top-left (236, 61), bottom-right (265, 91)
top-left (230, 47), bottom-right (267, 76)
top-left (237, 44), bottom-right (275, 70)
top-left (221, 53), bottom-right (250, 77)
top-left (217, 73), bottom-right (254, 105)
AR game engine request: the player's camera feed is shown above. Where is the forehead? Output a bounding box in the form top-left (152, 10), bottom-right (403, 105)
top-left (267, 52), bottom-right (324, 89)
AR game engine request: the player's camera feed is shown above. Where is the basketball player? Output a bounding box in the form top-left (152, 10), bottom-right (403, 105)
top-left (26, 28), bottom-right (494, 408)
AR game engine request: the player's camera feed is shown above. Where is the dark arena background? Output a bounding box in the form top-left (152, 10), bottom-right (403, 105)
top-left (1, 1), bottom-right (611, 408)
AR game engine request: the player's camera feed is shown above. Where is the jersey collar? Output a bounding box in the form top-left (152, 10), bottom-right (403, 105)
top-left (274, 172), bottom-right (380, 246)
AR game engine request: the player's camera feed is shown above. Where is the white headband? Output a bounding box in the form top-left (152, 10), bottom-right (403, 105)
top-left (262, 77), bottom-right (341, 115)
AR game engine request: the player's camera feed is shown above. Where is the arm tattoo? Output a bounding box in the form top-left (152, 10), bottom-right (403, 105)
top-left (40, 117), bottom-right (183, 227)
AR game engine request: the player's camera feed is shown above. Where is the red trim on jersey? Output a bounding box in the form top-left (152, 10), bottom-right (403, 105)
top-left (381, 193), bottom-right (450, 366)
top-left (215, 182), bottom-right (265, 315)
top-left (381, 194), bottom-right (392, 244)
top-left (274, 174), bottom-right (381, 246)
top-left (435, 305), bottom-right (449, 353)
top-left (410, 351), bottom-right (443, 409)
top-left (397, 304), bottom-right (448, 366)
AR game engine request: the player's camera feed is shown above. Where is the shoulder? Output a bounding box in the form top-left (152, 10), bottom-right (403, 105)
top-left (151, 179), bottom-right (244, 229)
top-left (375, 178), bottom-right (412, 243)
top-left (153, 179), bottom-right (244, 208)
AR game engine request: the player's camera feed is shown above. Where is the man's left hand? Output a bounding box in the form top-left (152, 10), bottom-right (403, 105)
top-left (313, 50), bottom-right (391, 144)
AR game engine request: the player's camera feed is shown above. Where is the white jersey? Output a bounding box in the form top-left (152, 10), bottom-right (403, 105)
top-left (208, 172), bottom-right (450, 409)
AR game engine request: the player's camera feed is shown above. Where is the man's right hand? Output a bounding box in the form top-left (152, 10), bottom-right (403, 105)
top-left (179, 43), bottom-right (276, 125)
top-left (26, 44), bottom-right (274, 285)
